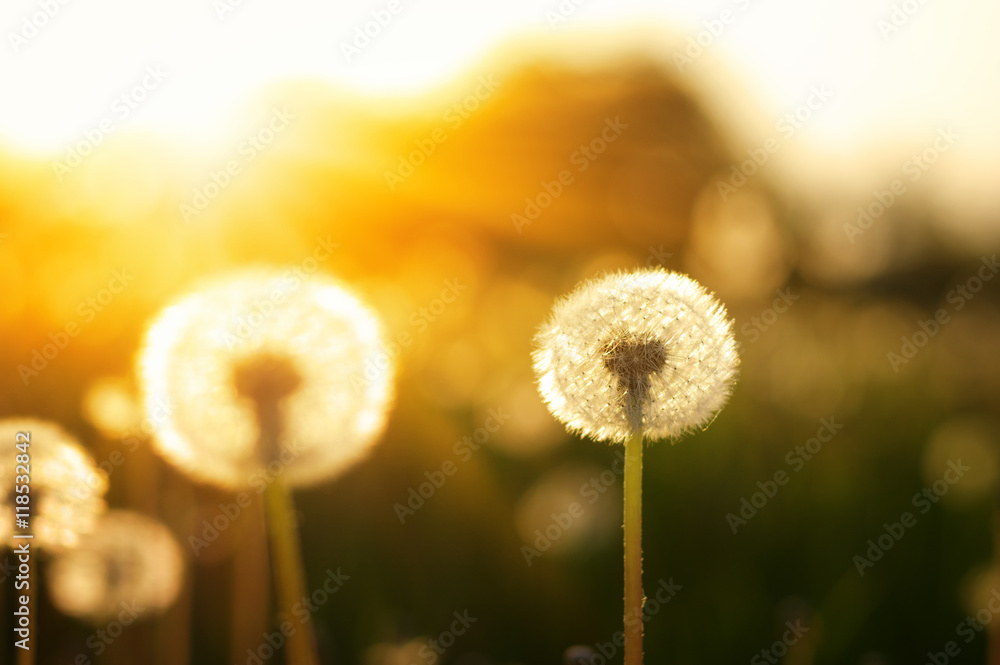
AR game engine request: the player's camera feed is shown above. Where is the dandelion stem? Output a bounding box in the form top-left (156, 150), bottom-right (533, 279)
top-left (989, 494), bottom-right (1000, 665)
top-left (235, 354), bottom-right (319, 664)
top-left (624, 428), bottom-right (644, 665)
top-left (231, 499), bottom-right (269, 664)
top-left (264, 476), bottom-right (320, 665)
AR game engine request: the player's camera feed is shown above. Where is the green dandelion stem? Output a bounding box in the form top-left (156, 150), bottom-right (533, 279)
top-left (624, 429), bottom-right (644, 665)
top-left (264, 477), bottom-right (320, 665)
top-left (236, 353), bottom-right (320, 665)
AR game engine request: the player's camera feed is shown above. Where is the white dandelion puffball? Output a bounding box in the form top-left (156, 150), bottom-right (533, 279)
top-left (533, 268), bottom-right (739, 442)
top-left (139, 270), bottom-right (395, 489)
top-left (0, 419), bottom-right (107, 550)
top-left (48, 510), bottom-right (184, 622)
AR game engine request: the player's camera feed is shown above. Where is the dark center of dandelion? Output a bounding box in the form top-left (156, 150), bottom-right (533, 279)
top-left (602, 334), bottom-right (668, 430)
top-left (233, 353), bottom-right (303, 405)
top-left (232, 353), bottom-right (302, 464)
top-left (105, 549), bottom-right (140, 592)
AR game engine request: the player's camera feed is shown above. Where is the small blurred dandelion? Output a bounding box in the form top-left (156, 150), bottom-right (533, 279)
top-left (138, 269), bottom-right (395, 665)
top-left (364, 638), bottom-right (429, 665)
top-left (0, 419), bottom-right (107, 551)
top-left (81, 376), bottom-right (143, 439)
top-left (533, 268), bottom-right (738, 665)
top-left (47, 510), bottom-right (183, 622)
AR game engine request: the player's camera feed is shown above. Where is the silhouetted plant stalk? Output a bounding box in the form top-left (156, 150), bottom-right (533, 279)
top-left (264, 478), bottom-right (319, 665)
top-left (990, 491), bottom-right (1000, 665)
top-left (235, 352), bottom-right (320, 665)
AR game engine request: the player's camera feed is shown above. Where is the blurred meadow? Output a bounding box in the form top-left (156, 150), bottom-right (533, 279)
top-left (2, 1), bottom-right (1000, 664)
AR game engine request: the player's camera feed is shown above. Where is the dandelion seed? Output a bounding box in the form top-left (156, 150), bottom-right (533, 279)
top-left (48, 510), bottom-right (183, 622)
top-left (533, 268), bottom-right (739, 442)
top-left (0, 419), bottom-right (107, 551)
top-left (138, 270), bottom-right (395, 489)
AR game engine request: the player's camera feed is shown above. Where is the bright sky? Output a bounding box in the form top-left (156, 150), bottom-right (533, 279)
top-left (1, 0), bottom-right (998, 209)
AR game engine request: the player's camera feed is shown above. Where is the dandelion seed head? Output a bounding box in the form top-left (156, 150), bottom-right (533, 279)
top-left (81, 377), bottom-right (141, 438)
top-left (139, 270), bottom-right (395, 489)
top-left (48, 510), bottom-right (183, 622)
top-left (0, 419), bottom-right (107, 550)
top-left (533, 268), bottom-right (739, 442)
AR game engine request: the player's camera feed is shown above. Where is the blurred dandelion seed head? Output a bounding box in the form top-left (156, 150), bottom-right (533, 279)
top-left (533, 268), bottom-right (739, 442)
top-left (961, 564), bottom-right (1000, 619)
top-left (138, 270), bottom-right (395, 489)
top-left (0, 419), bottom-right (107, 550)
top-left (516, 464), bottom-right (619, 555)
top-left (81, 377), bottom-right (142, 439)
top-left (923, 417), bottom-right (999, 506)
top-left (48, 510), bottom-right (183, 622)
top-left (364, 639), bottom-right (429, 665)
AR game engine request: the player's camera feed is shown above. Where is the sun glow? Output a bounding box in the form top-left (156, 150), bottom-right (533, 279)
top-left (3, 0), bottom-right (998, 179)
top-left (0, 0), bottom-right (508, 154)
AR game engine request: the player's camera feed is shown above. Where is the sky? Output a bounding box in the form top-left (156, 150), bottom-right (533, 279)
top-left (1, 0), bottom-right (998, 223)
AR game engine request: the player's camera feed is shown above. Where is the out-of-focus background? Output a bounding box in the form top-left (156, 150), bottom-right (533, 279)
top-left (2, 1), bottom-right (1000, 663)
